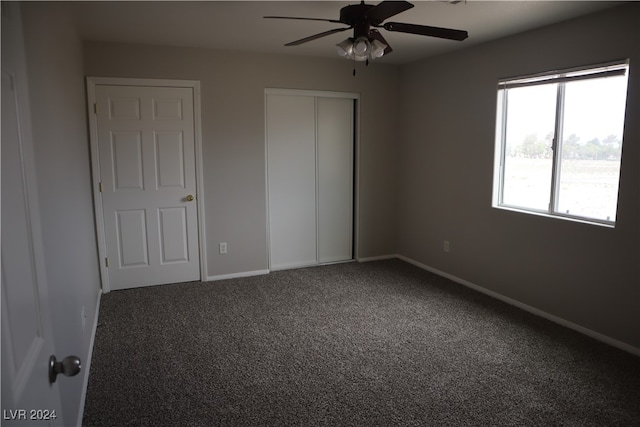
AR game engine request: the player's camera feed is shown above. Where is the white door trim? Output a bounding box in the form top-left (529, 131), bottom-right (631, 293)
top-left (264, 88), bottom-right (360, 100)
top-left (86, 77), bottom-right (207, 292)
top-left (264, 88), bottom-right (361, 270)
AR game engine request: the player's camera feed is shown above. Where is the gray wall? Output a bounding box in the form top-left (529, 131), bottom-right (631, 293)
top-left (21, 3), bottom-right (102, 425)
top-left (83, 43), bottom-right (401, 277)
top-left (397, 4), bottom-right (640, 348)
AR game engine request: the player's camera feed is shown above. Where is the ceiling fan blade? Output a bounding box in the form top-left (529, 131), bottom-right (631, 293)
top-left (367, 1), bottom-right (414, 25)
top-left (264, 16), bottom-right (344, 24)
top-left (382, 22), bottom-right (468, 41)
top-left (369, 29), bottom-right (393, 55)
top-left (285, 27), bottom-right (352, 46)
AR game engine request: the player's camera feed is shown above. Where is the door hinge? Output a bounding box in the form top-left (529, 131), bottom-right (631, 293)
top-left (99, 182), bottom-right (103, 193)
top-left (105, 257), bottom-right (110, 268)
top-left (94, 103), bottom-right (98, 114)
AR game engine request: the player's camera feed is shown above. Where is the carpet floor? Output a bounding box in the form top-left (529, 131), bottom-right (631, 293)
top-left (83, 260), bottom-right (640, 426)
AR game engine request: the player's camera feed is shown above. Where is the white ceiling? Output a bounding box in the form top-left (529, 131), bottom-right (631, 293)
top-left (69, 1), bottom-right (621, 65)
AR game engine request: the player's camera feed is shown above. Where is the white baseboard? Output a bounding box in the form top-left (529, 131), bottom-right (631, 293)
top-left (396, 254), bottom-right (640, 357)
top-left (206, 256), bottom-right (390, 280)
top-left (77, 289), bottom-right (102, 426)
top-left (206, 269), bottom-right (269, 282)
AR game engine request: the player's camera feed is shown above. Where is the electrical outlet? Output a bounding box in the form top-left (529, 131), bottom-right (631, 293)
top-left (219, 242), bottom-right (227, 254)
top-left (444, 240), bottom-right (450, 253)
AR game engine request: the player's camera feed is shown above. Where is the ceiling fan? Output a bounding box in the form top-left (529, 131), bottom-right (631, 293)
top-left (265, 0), bottom-right (468, 63)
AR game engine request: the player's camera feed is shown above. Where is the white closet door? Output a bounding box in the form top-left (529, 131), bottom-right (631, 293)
top-left (317, 97), bottom-right (354, 263)
top-left (266, 94), bottom-right (317, 269)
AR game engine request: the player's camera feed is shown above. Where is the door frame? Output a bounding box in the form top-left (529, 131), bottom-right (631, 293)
top-left (86, 77), bottom-right (207, 293)
top-left (264, 88), bottom-right (361, 270)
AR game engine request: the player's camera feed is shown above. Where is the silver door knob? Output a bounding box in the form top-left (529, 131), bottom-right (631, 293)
top-left (49, 355), bottom-right (81, 383)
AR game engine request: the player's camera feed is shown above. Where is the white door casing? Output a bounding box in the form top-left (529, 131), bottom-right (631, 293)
top-left (88, 79), bottom-right (206, 292)
top-left (1, 3), bottom-right (64, 424)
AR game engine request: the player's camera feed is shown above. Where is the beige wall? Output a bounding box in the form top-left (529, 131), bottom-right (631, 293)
top-left (83, 43), bottom-right (401, 278)
top-left (397, 4), bottom-right (640, 348)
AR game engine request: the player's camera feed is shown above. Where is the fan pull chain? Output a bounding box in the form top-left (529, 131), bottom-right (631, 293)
top-left (352, 57), bottom-right (371, 76)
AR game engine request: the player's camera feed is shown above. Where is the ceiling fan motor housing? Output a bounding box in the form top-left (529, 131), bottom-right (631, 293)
top-left (340, 3), bottom-right (377, 39)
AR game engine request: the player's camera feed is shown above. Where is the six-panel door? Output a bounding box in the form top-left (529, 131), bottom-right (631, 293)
top-left (95, 85), bottom-right (200, 290)
top-left (1, 4), bottom-right (64, 418)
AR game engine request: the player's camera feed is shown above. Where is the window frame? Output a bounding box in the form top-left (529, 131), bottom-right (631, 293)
top-left (492, 60), bottom-right (629, 227)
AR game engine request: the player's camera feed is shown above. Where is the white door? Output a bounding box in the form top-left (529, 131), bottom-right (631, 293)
top-left (95, 84), bottom-right (200, 290)
top-left (266, 91), bottom-right (355, 270)
top-left (317, 97), bottom-right (354, 264)
top-left (266, 94), bottom-right (318, 269)
top-left (1, 4), bottom-right (64, 424)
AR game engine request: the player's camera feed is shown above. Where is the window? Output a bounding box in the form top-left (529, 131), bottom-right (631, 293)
top-left (493, 61), bottom-right (629, 225)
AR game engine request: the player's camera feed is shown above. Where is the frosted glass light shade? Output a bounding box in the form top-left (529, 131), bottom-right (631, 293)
top-left (336, 39), bottom-right (353, 57)
top-left (370, 39), bottom-right (387, 59)
top-left (353, 37), bottom-right (370, 55)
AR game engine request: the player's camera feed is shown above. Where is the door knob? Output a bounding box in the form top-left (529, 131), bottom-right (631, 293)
top-left (185, 194), bottom-right (195, 202)
top-left (49, 355), bottom-right (81, 383)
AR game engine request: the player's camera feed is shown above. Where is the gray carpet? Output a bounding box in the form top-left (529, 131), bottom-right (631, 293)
top-left (83, 260), bottom-right (640, 426)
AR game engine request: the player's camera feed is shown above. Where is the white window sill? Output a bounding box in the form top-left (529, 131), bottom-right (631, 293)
top-left (492, 204), bottom-right (615, 228)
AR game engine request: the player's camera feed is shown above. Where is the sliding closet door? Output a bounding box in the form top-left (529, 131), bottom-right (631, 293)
top-left (266, 90), bottom-right (355, 270)
top-left (317, 97), bottom-right (354, 263)
top-left (266, 94), bottom-right (317, 269)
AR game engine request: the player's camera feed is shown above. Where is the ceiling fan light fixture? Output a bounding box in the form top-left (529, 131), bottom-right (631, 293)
top-left (336, 38), bottom-right (354, 57)
top-left (267, 0), bottom-right (469, 68)
top-left (353, 53), bottom-right (369, 62)
top-left (370, 39), bottom-right (387, 59)
top-left (337, 36), bottom-right (386, 62)
top-left (353, 36), bottom-right (370, 55)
